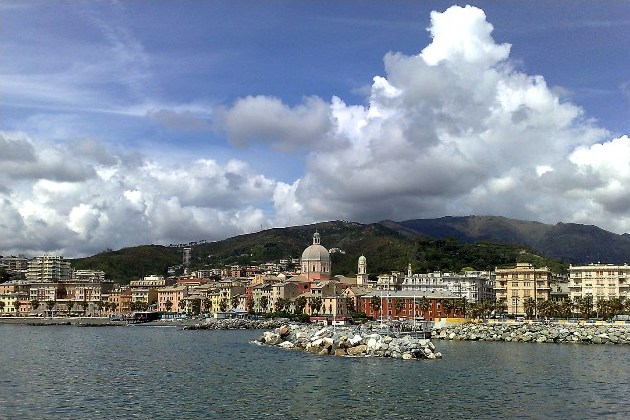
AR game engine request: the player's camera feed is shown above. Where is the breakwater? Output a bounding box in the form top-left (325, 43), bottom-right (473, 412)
top-left (182, 317), bottom-right (290, 330)
top-left (432, 322), bottom-right (630, 344)
top-left (257, 323), bottom-right (442, 360)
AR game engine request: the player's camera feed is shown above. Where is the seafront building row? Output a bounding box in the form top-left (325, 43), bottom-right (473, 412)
top-left (1, 233), bottom-right (629, 320)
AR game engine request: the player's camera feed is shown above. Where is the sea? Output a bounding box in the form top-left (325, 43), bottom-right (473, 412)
top-left (1, 324), bottom-right (629, 419)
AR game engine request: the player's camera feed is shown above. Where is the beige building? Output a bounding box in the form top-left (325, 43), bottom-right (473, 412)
top-left (568, 263), bottom-right (630, 305)
top-left (157, 285), bottom-right (189, 312)
top-left (495, 263), bottom-right (553, 317)
top-left (26, 255), bottom-right (71, 283)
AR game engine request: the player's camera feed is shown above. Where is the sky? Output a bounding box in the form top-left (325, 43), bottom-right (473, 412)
top-left (1, 1), bottom-right (629, 258)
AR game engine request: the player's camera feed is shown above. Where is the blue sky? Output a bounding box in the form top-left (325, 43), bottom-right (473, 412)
top-left (1, 1), bottom-right (629, 257)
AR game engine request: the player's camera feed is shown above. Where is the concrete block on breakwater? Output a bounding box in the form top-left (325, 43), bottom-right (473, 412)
top-left (432, 322), bottom-right (630, 344)
top-left (182, 317), bottom-right (290, 330)
top-left (257, 323), bottom-right (442, 360)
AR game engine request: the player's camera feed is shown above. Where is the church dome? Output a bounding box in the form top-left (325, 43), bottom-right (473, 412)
top-left (301, 244), bottom-right (330, 262)
top-left (358, 255), bottom-right (366, 264)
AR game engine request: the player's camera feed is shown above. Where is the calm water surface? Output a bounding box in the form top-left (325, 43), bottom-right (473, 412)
top-left (1, 324), bottom-right (628, 419)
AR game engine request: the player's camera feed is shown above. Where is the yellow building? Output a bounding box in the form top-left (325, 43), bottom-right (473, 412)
top-left (495, 263), bottom-right (553, 317)
top-left (568, 263), bottom-right (630, 306)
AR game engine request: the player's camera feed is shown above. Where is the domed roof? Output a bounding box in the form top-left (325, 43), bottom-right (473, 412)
top-left (358, 255), bottom-right (366, 263)
top-left (301, 231), bottom-right (330, 262)
top-left (301, 244), bottom-right (330, 262)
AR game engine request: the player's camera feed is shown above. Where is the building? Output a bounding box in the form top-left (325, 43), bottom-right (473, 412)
top-left (568, 263), bottom-right (630, 306)
top-left (494, 263), bottom-right (554, 317)
top-left (26, 255), bottom-right (71, 283)
top-left (300, 231), bottom-right (331, 281)
top-left (357, 290), bottom-right (460, 321)
top-left (356, 255), bottom-right (368, 286)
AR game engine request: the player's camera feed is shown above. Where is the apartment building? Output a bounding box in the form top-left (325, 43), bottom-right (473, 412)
top-left (568, 263), bottom-right (630, 305)
top-left (26, 255), bottom-right (71, 283)
top-left (494, 263), bottom-right (554, 316)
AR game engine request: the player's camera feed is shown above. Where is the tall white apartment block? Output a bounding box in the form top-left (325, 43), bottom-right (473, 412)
top-left (26, 255), bottom-right (71, 283)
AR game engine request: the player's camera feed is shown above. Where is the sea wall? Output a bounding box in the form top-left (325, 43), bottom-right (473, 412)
top-left (257, 323), bottom-right (442, 360)
top-left (432, 322), bottom-right (630, 344)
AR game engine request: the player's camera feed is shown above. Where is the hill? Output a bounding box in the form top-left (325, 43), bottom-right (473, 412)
top-left (383, 216), bottom-right (630, 264)
top-left (71, 220), bottom-right (566, 283)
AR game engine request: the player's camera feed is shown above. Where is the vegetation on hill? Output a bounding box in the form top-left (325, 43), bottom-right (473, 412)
top-left (69, 245), bottom-right (181, 283)
top-left (70, 220), bottom-right (568, 283)
top-left (387, 215), bottom-right (630, 264)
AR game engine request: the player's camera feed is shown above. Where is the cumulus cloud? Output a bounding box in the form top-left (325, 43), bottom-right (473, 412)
top-left (215, 95), bottom-right (332, 151)
top-left (2, 4), bottom-right (629, 258)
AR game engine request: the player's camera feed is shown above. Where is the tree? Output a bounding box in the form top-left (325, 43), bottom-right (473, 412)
top-left (231, 295), bottom-right (240, 310)
top-left (96, 300), bottom-right (105, 315)
top-left (164, 299), bottom-right (173, 312)
top-left (80, 300), bottom-right (89, 315)
top-left (294, 296), bottom-right (307, 315)
top-left (311, 297), bottom-right (323, 315)
top-left (344, 297), bottom-right (355, 316)
top-left (204, 298), bottom-right (213, 313)
top-left (245, 297), bottom-right (254, 313)
top-left (31, 299), bottom-right (41, 314)
top-left (260, 296), bottom-right (269, 313)
top-left (13, 300), bottom-right (22, 316)
top-left (577, 296), bottom-right (593, 319)
top-left (523, 297), bottom-right (536, 319)
top-left (0, 301), bottom-right (5, 313)
top-left (219, 298), bottom-right (228, 312)
top-left (46, 300), bottom-right (55, 316)
top-left (275, 298), bottom-right (289, 313)
top-left (394, 298), bottom-right (405, 317)
top-left (370, 296), bottom-right (381, 318)
top-left (442, 299), bottom-right (455, 318)
top-left (454, 298), bottom-right (467, 317)
top-left (191, 298), bottom-right (201, 316)
top-left (419, 297), bottom-right (430, 319)
top-left (66, 300), bottom-right (75, 316)
top-left (178, 299), bottom-right (187, 313)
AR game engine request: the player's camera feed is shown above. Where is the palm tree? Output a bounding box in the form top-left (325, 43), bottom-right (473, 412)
top-left (275, 298), bottom-right (289, 313)
top-left (13, 299), bottom-right (22, 316)
top-left (204, 298), bottom-right (213, 313)
top-left (178, 299), bottom-right (187, 313)
top-left (46, 300), bottom-right (55, 317)
top-left (66, 300), bottom-right (75, 316)
top-left (164, 299), bottom-right (173, 312)
top-left (419, 297), bottom-right (430, 319)
top-left (344, 297), bottom-right (355, 316)
top-left (96, 300), bottom-right (105, 315)
top-left (394, 298), bottom-right (405, 317)
top-left (245, 297), bottom-right (254, 313)
top-left (369, 296), bottom-right (381, 319)
top-left (30, 299), bottom-right (41, 315)
top-left (80, 300), bottom-right (89, 315)
top-left (577, 296), bottom-right (593, 319)
top-left (294, 296), bottom-right (307, 315)
top-left (523, 297), bottom-right (536, 319)
top-left (231, 295), bottom-right (240, 310)
top-left (0, 301), bottom-right (5, 314)
top-left (454, 298), bottom-right (466, 317)
top-left (191, 298), bottom-right (201, 315)
top-left (311, 297), bottom-right (323, 315)
top-left (260, 296), bottom-right (269, 313)
top-left (219, 298), bottom-right (228, 312)
top-left (442, 299), bottom-right (455, 318)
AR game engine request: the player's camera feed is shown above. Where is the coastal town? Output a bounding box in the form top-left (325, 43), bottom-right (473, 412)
top-left (2, 232), bottom-right (630, 325)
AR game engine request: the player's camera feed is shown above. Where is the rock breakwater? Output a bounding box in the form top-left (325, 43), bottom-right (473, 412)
top-left (183, 318), bottom-right (289, 330)
top-left (257, 323), bottom-right (442, 360)
top-left (432, 322), bottom-right (630, 344)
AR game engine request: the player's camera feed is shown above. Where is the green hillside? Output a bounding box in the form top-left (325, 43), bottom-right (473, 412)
top-left (70, 220), bottom-right (568, 283)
